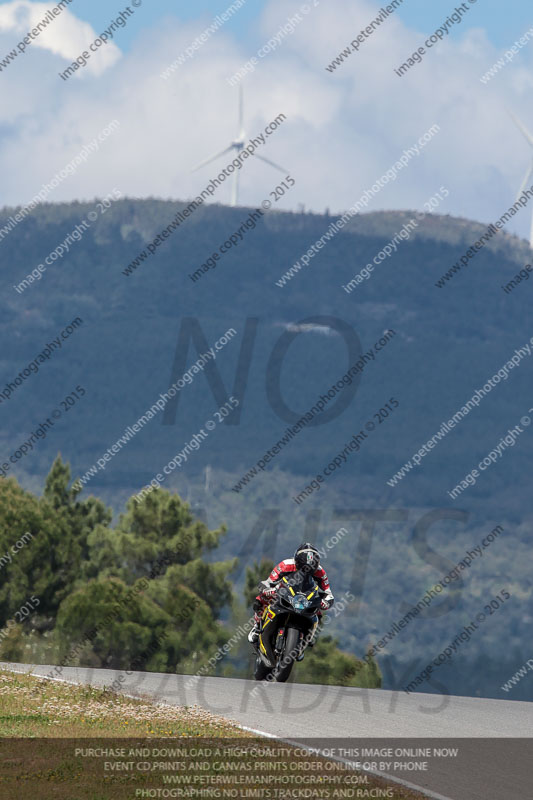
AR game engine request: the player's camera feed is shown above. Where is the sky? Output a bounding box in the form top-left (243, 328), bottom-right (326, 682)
top-left (75, 0), bottom-right (533, 51)
top-left (1, 0), bottom-right (533, 240)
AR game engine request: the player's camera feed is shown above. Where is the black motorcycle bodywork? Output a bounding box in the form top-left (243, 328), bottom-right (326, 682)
top-left (253, 572), bottom-right (322, 682)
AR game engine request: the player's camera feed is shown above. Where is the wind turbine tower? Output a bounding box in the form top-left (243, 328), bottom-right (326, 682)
top-left (193, 86), bottom-right (286, 207)
top-left (510, 112), bottom-right (533, 247)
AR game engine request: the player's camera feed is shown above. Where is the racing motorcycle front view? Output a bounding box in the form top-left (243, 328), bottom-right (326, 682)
top-left (251, 572), bottom-right (326, 682)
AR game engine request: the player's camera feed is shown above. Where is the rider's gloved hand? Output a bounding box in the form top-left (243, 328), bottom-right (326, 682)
top-left (263, 587), bottom-right (276, 598)
top-left (320, 598), bottom-right (331, 610)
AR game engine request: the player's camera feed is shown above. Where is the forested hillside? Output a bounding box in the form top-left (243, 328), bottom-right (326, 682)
top-left (0, 459), bottom-right (380, 689)
top-left (1, 198), bottom-right (532, 699)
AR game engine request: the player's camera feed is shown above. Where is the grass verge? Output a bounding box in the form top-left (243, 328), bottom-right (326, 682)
top-left (0, 668), bottom-right (429, 799)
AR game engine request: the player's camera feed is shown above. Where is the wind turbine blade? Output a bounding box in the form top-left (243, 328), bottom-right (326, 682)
top-left (238, 84), bottom-right (244, 137)
top-left (517, 161), bottom-right (533, 200)
top-left (191, 144), bottom-right (234, 173)
top-left (253, 154), bottom-right (288, 173)
top-left (509, 111), bottom-right (533, 148)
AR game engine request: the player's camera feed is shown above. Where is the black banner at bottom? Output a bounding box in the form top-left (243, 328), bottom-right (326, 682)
top-left (0, 737), bottom-right (531, 800)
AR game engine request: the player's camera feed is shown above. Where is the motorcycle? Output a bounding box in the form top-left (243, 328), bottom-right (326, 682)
top-left (252, 573), bottom-right (323, 682)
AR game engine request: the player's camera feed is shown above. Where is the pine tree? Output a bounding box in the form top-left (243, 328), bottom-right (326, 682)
top-left (244, 559), bottom-right (274, 607)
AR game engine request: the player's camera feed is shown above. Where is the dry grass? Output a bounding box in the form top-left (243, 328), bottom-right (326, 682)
top-left (0, 668), bottom-right (245, 738)
top-left (0, 668), bottom-right (429, 800)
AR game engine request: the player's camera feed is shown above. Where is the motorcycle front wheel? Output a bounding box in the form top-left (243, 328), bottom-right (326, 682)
top-left (275, 626), bottom-right (300, 682)
top-left (254, 656), bottom-right (273, 681)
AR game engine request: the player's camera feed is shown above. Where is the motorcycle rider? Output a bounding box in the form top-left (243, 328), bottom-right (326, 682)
top-left (248, 542), bottom-right (335, 643)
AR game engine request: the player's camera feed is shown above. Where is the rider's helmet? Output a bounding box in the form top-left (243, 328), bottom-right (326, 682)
top-left (294, 542), bottom-right (320, 572)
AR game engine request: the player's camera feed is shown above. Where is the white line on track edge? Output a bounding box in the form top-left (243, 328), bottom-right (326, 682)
top-left (238, 723), bottom-right (456, 800)
top-left (2, 665), bottom-right (455, 800)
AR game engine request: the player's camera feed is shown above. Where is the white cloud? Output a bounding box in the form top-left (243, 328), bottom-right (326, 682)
top-left (0, 1), bottom-right (120, 74)
top-left (0, 0), bottom-right (533, 244)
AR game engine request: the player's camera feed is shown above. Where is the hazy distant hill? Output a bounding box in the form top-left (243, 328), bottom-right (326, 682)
top-left (1, 198), bottom-right (532, 699)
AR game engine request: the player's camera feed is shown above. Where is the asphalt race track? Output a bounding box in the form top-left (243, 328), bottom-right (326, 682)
top-left (3, 662), bottom-right (532, 800)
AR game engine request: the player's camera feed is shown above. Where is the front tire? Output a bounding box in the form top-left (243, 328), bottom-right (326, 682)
top-left (275, 627), bottom-right (300, 682)
top-left (254, 657), bottom-right (273, 681)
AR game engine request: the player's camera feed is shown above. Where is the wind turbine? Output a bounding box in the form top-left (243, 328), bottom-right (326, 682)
top-left (192, 85), bottom-right (286, 207)
top-left (510, 112), bottom-right (533, 246)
